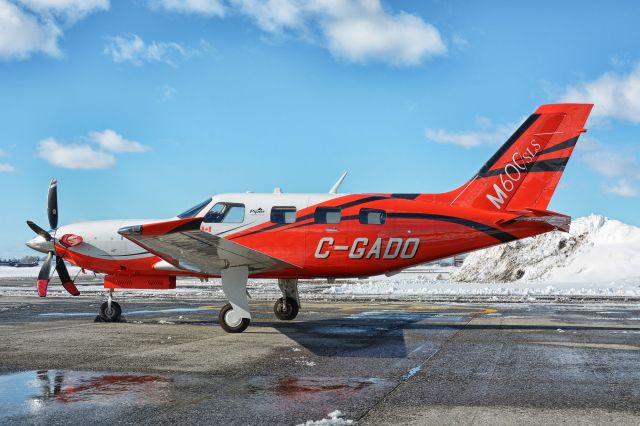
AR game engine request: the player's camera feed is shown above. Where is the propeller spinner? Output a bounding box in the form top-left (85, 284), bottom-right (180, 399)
top-left (26, 178), bottom-right (80, 297)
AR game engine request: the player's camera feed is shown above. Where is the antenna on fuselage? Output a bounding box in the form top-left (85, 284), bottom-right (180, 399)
top-left (329, 171), bottom-right (348, 194)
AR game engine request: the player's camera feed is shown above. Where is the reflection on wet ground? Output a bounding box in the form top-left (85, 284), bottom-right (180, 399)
top-left (0, 370), bottom-right (392, 425)
top-left (0, 370), bottom-right (171, 420)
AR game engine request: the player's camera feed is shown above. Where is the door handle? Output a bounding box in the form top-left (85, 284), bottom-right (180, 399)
top-left (325, 227), bottom-right (338, 232)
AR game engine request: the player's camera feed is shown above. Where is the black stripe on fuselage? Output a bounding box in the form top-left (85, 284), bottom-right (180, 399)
top-left (478, 114), bottom-right (540, 174)
top-left (390, 193), bottom-right (420, 200)
top-left (477, 157), bottom-right (569, 178)
top-left (265, 211), bottom-right (516, 243)
top-left (385, 213), bottom-right (517, 243)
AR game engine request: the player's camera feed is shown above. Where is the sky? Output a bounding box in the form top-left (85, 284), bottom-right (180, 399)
top-left (1, 0), bottom-right (639, 257)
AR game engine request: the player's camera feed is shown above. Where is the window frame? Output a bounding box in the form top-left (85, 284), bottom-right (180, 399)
top-left (202, 202), bottom-right (246, 224)
top-left (359, 208), bottom-right (387, 225)
top-left (270, 206), bottom-right (297, 224)
top-left (314, 207), bottom-right (342, 224)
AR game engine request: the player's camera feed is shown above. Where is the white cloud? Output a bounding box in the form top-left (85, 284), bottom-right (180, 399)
top-left (425, 118), bottom-right (517, 148)
top-left (161, 85), bottom-right (177, 100)
top-left (580, 142), bottom-right (640, 198)
top-left (103, 34), bottom-right (195, 66)
top-left (0, 0), bottom-right (61, 60)
top-left (0, 0), bottom-right (107, 61)
top-left (580, 150), bottom-right (636, 178)
top-left (17, 0), bottom-right (108, 21)
top-left (0, 163), bottom-right (16, 172)
top-left (560, 63), bottom-right (640, 124)
top-left (319, 5), bottom-right (446, 65)
top-left (37, 129), bottom-right (148, 169)
top-left (38, 138), bottom-right (116, 170)
top-left (148, 0), bottom-right (225, 16)
top-left (232, 0), bottom-right (304, 32)
top-left (88, 129), bottom-right (150, 153)
top-left (186, 0), bottom-right (447, 66)
top-left (604, 179), bottom-right (639, 197)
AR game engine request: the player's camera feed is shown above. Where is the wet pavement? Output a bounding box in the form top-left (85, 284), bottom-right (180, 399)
top-left (0, 296), bottom-right (638, 425)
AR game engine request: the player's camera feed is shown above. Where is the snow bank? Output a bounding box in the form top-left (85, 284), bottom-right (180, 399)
top-left (0, 265), bottom-right (82, 278)
top-left (451, 215), bottom-right (640, 284)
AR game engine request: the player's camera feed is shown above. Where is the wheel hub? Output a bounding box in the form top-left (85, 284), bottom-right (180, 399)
top-left (224, 309), bottom-right (243, 328)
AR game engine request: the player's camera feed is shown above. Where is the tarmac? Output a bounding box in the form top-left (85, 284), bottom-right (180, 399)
top-left (0, 294), bottom-right (639, 425)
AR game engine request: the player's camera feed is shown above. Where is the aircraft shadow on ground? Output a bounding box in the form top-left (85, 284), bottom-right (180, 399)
top-left (236, 317), bottom-right (640, 358)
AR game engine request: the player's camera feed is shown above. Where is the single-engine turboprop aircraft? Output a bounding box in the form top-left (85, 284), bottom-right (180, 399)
top-left (26, 103), bottom-right (593, 332)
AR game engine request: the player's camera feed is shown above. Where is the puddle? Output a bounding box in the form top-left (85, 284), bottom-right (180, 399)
top-left (0, 371), bottom-right (392, 423)
top-left (0, 370), bottom-right (172, 420)
top-left (248, 376), bottom-right (387, 404)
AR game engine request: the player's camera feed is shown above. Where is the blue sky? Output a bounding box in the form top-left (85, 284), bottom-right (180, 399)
top-left (1, 0), bottom-right (639, 257)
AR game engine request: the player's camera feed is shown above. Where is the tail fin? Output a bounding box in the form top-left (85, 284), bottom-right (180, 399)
top-left (443, 103), bottom-right (593, 211)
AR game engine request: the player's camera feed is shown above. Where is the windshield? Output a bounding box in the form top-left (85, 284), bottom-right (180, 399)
top-left (177, 199), bottom-right (211, 219)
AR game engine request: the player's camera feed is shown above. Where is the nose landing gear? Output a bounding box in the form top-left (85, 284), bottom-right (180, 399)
top-left (96, 289), bottom-right (123, 322)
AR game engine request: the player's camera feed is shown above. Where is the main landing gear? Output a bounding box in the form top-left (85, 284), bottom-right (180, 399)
top-left (216, 270), bottom-right (302, 333)
top-left (274, 278), bottom-right (300, 321)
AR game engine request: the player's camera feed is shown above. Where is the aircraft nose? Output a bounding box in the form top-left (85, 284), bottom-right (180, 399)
top-left (26, 235), bottom-right (54, 254)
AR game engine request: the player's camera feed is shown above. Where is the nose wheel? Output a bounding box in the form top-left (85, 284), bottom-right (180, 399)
top-left (274, 297), bottom-right (299, 320)
top-left (97, 289), bottom-right (123, 322)
top-left (99, 300), bottom-right (122, 322)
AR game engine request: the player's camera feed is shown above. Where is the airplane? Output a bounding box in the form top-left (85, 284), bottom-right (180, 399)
top-left (26, 103), bottom-right (593, 333)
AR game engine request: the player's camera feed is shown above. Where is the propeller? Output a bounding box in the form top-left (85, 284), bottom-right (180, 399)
top-left (26, 178), bottom-right (80, 297)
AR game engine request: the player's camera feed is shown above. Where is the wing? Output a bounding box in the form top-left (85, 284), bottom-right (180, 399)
top-left (118, 218), bottom-right (300, 275)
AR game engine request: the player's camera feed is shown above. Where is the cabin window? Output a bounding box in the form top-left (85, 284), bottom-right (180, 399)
top-left (359, 208), bottom-right (386, 225)
top-left (314, 207), bottom-right (341, 224)
top-left (203, 203), bottom-right (245, 223)
top-left (271, 206), bottom-right (297, 224)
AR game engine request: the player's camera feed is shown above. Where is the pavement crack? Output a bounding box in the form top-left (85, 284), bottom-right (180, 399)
top-left (356, 311), bottom-right (480, 424)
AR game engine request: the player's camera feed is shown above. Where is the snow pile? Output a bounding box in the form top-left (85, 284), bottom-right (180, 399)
top-left (451, 215), bottom-right (640, 284)
top-left (0, 265), bottom-right (82, 278)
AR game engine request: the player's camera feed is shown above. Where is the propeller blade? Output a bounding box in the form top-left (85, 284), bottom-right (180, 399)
top-left (48, 178), bottom-right (58, 229)
top-left (37, 252), bottom-right (53, 297)
top-left (27, 221), bottom-right (52, 241)
top-left (55, 256), bottom-right (80, 296)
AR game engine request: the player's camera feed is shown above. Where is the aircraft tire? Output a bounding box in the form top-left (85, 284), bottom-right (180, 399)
top-left (274, 297), bottom-right (299, 321)
top-left (219, 303), bottom-right (250, 333)
top-left (99, 301), bottom-right (122, 322)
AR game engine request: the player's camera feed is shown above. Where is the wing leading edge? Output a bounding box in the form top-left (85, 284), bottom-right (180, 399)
top-left (118, 218), bottom-right (300, 276)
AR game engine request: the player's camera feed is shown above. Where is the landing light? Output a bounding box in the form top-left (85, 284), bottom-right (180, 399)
top-left (60, 234), bottom-right (83, 247)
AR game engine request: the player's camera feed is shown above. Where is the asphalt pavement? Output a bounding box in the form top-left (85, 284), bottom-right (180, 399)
top-left (0, 295), bottom-right (638, 425)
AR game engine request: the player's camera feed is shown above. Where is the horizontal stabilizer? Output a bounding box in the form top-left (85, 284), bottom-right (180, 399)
top-left (497, 208), bottom-right (571, 232)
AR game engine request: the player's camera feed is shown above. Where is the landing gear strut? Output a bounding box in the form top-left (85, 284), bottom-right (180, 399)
top-left (218, 266), bottom-right (251, 333)
top-left (99, 289), bottom-right (122, 322)
top-left (274, 279), bottom-right (300, 321)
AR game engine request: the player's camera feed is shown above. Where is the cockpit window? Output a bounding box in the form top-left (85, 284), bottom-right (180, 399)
top-left (177, 199), bottom-right (211, 219)
top-left (203, 203), bottom-right (245, 223)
